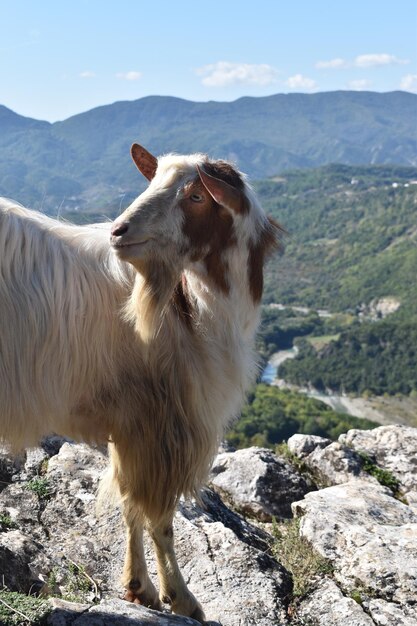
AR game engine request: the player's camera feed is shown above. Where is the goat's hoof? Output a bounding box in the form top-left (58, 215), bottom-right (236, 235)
top-left (123, 588), bottom-right (163, 612)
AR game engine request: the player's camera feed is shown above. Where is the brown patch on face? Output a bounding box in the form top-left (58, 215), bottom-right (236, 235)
top-left (180, 175), bottom-right (237, 294)
top-left (248, 217), bottom-right (284, 303)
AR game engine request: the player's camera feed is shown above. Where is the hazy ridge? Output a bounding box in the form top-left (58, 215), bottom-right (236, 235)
top-left (0, 91), bottom-right (416, 212)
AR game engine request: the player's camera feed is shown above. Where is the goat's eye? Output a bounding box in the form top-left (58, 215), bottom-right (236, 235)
top-left (190, 193), bottom-right (204, 203)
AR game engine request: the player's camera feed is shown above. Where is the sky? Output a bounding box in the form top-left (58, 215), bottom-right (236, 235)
top-left (1, 0), bottom-right (416, 122)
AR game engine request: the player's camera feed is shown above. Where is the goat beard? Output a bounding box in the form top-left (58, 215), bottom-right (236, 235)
top-left (123, 259), bottom-right (181, 345)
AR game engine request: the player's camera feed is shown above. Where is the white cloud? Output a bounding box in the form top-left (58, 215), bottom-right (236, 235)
top-left (354, 54), bottom-right (409, 68)
top-left (348, 79), bottom-right (372, 91)
top-left (116, 71), bottom-right (142, 81)
top-left (80, 71), bottom-right (95, 79)
top-left (285, 74), bottom-right (317, 91)
top-left (315, 58), bottom-right (347, 69)
top-left (196, 62), bottom-right (278, 87)
top-left (401, 74), bottom-right (417, 92)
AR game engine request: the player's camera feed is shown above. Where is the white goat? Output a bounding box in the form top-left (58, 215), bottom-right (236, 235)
top-left (0, 144), bottom-right (281, 621)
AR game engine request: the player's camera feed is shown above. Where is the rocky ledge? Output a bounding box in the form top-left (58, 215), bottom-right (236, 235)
top-left (0, 424), bottom-right (416, 625)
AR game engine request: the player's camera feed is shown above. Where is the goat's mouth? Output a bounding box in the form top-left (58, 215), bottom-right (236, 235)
top-left (111, 239), bottom-right (152, 257)
top-left (111, 238), bottom-right (151, 249)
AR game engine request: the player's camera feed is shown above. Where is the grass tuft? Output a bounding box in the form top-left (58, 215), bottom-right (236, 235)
top-left (271, 517), bottom-right (333, 600)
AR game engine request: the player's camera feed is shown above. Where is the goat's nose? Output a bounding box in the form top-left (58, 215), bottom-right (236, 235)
top-left (111, 221), bottom-right (129, 237)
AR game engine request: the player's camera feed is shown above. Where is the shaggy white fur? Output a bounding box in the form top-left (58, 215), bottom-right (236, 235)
top-left (0, 145), bottom-right (281, 621)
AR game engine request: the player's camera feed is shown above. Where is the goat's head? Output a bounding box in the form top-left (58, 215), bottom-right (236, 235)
top-left (111, 144), bottom-right (281, 301)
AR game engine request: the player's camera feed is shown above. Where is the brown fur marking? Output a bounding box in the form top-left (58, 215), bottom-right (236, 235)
top-left (180, 176), bottom-right (237, 294)
top-left (248, 217), bottom-right (283, 303)
top-left (172, 275), bottom-right (193, 329)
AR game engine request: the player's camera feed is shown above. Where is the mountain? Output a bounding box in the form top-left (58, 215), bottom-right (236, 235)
top-left (0, 91), bottom-right (416, 212)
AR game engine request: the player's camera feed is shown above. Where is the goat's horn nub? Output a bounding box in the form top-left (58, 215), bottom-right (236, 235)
top-left (197, 165), bottom-right (244, 213)
top-left (131, 144), bottom-right (158, 181)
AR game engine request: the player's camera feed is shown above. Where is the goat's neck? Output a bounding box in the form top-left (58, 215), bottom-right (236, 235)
top-left (126, 243), bottom-right (261, 347)
top-left (185, 246), bottom-right (261, 342)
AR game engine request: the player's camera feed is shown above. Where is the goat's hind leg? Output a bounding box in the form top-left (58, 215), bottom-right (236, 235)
top-left (122, 504), bottom-right (162, 611)
top-left (150, 515), bottom-right (206, 623)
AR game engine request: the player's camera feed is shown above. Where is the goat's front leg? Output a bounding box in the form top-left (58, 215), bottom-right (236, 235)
top-left (122, 505), bottom-right (162, 611)
top-left (149, 517), bottom-right (206, 623)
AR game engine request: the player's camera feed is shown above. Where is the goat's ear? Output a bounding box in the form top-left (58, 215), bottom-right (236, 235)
top-left (131, 144), bottom-right (158, 181)
top-left (197, 165), bottom-right (246, 213)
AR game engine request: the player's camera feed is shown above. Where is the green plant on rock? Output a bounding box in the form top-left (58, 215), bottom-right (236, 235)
top-left (350, 589), bottom-right (364, 605)
top-left (272, 517), bottom-right (333, 600)
top-left (358, 452), bottom-right (401, 494)
top-left (0, 589), bottom-right (51, 626)
top-left (64, 560), bottom-right (94, 602)
top-left (45, 558), bottom-right (100, 604)
top-left (0, 514), bottom-right (17, 531)
top-left (26, 477), bottom-right (51, 500)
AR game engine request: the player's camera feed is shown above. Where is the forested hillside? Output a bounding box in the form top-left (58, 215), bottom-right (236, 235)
top-left (226, 384), bottom-right (376, 449)
top-left (258, 164), bottom-right (417, 312)
top-left (254, 164), bottom-right (417, 401)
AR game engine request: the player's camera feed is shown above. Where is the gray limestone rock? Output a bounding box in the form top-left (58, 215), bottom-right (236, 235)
top-left (2, 426), bottom-right (417, 625)
top-left (0, 529), bottom-right (47, 593)
top-left (210, 446), bottom-right (314, 520)
top-left (340, 424), bottom-right (417, 508)
top-left (297, 579), bottom-right (375, 626)
top-left (0, 445), bottom-right (24, 490)
top-left (292, 480), bottom-right (417, 608)
top-left (366, 598), bottom-right (417, 626)
top-left (0, 442), bottom-right (291, 626)
top-left (47, 598), bottom-right (202, 626)
top-left (287, 434), bottom-right (331, 458)
top-left (287, 435), bottom-right (377, 487)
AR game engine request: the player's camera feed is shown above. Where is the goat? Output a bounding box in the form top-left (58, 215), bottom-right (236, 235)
top-left (0, 144), bottom-right (281, 622)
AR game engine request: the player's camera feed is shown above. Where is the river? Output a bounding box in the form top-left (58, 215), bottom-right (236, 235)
top-left (261, 349), bottom-right (413, 426)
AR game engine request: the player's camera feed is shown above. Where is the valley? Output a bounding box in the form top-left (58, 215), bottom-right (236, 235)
top-left (1, 93), bottom-right (416, 449)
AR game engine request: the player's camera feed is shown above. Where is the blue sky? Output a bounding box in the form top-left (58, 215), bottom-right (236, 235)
top-left (1, 0), bottom-right (416, 122)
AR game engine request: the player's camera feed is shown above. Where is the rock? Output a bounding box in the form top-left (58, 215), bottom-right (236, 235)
top-left (0, 445), bottom-right (24, 490)
top-left (305, 441), bottom-right (377, 486)
top-left (297, 579), bottom-right (375, 625)
top-left (287, 434), bottom-right (331, 458)
top-left (3, 425), bottom-right (417, 625)
top-left (366, 598), bottom-right (417, 626)
top-left (340, 424), bottom-right (417, 508)
top-left (41, 435), bottom-right (73, 457)
top-left (0, 442), bottom-right (291, 626)
top-left (21, 447), bottom-right (49, 480)
top-left (287, 434), bottom-right (379, 487)
top-left (292, 480), bottom-right (417, 607)
top-left (0, 529), bottom-right (47, 593)
top-left (210, 446), bottom-right (314, 520)
top-left (0, 482), bottom-right (41, 529)
top-left (47, 598), bottom-right (202, 626)
top-left (175, 490), bottom-right (290, 625)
